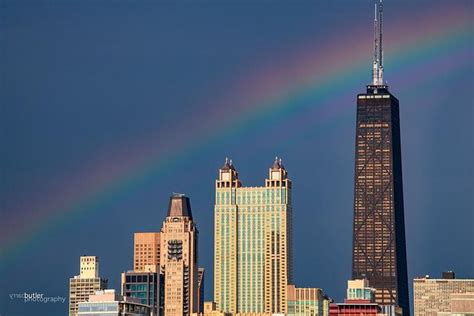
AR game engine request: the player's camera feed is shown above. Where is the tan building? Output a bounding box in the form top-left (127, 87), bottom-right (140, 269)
top-left (437, 293), bottom-right (474, 315)
top-left (414, 273), bottom-right (474, 316)
top-left (134, 232), bottom-right (160, 271)
top-left (160, 193), bottom-right (199, 315)
top-left (191, 301), bottom-right (278, 316)
top-left (287, 285), bottom-right (325, 316)
top-left (191, 301), bottom-right (231, 316)
top-left (214, 158), bottom-right (292, 314)
top-left (449, 293), bottom-right (474, 314)
top-left (77, 289), bottom-right (151, 316)
top-left (346, 279), bottom-right (376, 302)
top-left (69, 256), bottom-right (108, 316)
top-left (449, 292), bottom-right (474, 315)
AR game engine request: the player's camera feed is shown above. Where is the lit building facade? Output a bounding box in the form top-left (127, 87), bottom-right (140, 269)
top-left (413, 273), bottom-right (474, 316)
top-left (214, 158), bottom-right (293, 314)
top-left (69, 256), bottom-right (108, 316)
top-left (134, 232), bottom-right (160, 272)
top-left (160, 194), bottom-right (199, 315)
top-left (191, 301), bottom-right (231, 316)
top-left (77, 289), bottom-right (151, 316)
top-left (351, 1), bottom-right (409, 314)
top-left (347, 279), bottom-right (375, 302)
top-left (437, 293), bottom-right (474, 315)
top-left (287, 285), bottom-right (325, 316)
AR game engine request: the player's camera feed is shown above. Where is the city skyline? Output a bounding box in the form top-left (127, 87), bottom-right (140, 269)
top-left (1, 1), bottom-right (473, 315)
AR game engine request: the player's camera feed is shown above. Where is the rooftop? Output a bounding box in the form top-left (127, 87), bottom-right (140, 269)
top-left (167, 194), bottom-right (193, 218)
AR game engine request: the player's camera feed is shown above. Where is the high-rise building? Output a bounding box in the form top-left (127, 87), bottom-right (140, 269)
top-left (413, 273), bottom-right (474, 316)
top-left (124, 232), bottom-right (161, 315)
top-left (214, 158), bottom-right (293, 314)
top-left (77, 289), bottom-right (151, 316)
top-left (134, 232), bottom-right (161, 271)
top-left (69, 256), bottom-right (108, 316)
top-left (121, 267), bottom-right (162, 316)
top-left (351, 1), bottom-right (409, 314)
top-left (160, 193), bottom-right (199, 315)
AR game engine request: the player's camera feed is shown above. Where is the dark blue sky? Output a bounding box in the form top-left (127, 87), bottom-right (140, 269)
top-left (1, 1), bottom-right (473, 315)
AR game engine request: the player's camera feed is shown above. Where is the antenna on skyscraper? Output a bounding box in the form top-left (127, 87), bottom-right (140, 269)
top-left (372, 0), bottom-right (384, 86)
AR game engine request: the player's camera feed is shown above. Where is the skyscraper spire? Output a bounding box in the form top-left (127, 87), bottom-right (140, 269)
top-left (372, 0), bottom-right (384, 86)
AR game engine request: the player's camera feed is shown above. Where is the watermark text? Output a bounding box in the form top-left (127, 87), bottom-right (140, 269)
top-left (9, 292), bottom-right (66, 304)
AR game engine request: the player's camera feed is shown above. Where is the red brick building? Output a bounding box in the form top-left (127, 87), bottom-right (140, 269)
top-left (329, 299), bottom-right (386, 316)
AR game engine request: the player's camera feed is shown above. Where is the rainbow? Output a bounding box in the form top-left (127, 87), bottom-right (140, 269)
top-left (1, 3), bottom-right (472, 268)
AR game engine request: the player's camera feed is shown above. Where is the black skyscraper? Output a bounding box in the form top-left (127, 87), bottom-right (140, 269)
top-left (352, 1), bottom-right (409, 315)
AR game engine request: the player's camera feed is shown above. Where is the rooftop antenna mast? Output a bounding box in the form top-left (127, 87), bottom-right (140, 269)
top-left (372, 0), bottom-right (384, 86)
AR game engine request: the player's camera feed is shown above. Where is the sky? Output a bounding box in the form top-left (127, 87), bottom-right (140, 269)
top-left (1, 0), bottom-right (473, 315)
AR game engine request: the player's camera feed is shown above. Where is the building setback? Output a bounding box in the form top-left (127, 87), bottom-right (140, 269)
top-left (214, 158), bottom-right (293, 314)
top-left (77, 289), bottom-right (151, 316)
top-left (69, 256), bottom-right (108, 316)
top-left (351, 1), bottom-right (409, 314)
top-left (134, 232), bottom-right (161, 272)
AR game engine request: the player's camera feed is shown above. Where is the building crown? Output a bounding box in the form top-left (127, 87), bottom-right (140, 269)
top-left (167, 194), bottom-right (193, 219)
top-left (271, 156), bottom-right (285, 170)
top-left (221, 157), bottom-right (236, 171)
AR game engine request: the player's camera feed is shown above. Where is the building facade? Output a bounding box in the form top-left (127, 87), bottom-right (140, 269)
top-left (160, 194), bottom-right (199, 315)
top-left (214, 158), bottom-right (293, 314)
top-left (437, 293), bottom-right (474, 315)
top-left (413, 273), bottom-right (474, 316)
top-left (121, 269), bottom-right (161, 316)
top-left (77, 289), bottom-right (150, 316)
top-left (347, 279), bottom-right (375, 302)
top-left (329, 280), bottom-right (394, 316)
top-left (287, 285), bottom-right (325, 316)
top-left (191, 301), bottom-right (231, 316)
top-left (351, 1), bottom-right (409, 314)
top-left (134, 232), bottom-right (161, 272)
top-left (329, 301), bottom-right (386, 316)
top-left (69, 256), bottom-right (108, 316)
